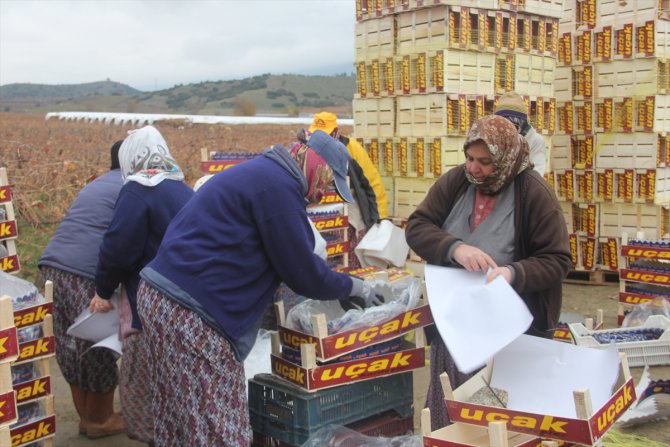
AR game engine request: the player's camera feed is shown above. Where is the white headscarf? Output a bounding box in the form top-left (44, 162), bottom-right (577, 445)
top-left (119, 125), bottom-right (184, 186)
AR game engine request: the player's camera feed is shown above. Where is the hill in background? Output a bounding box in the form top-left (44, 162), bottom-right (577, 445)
top-left (0, 73), bottom-right (356, 117)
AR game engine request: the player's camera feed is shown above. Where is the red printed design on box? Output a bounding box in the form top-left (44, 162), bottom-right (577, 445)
top-left (318, 191), bottom-right (344, 205)
top-left (271, 346), bottom-right (425, 391)
top-left (0, 326), bottom-right (19, 362)
top-left (418, 53), bottom-right (426, 93)
top-left (569, 234), bottom-right (578, 266)
top-left (401, 56), bottom-right (410, 95)
top-left (416, 139), bottom-right (425, 177)
top-left (601, 238), bottom-right (619, 270)
top-left (326, 241), bottom-right (350, 258)
top-left (311, 215), bottom-right (349, 231)
top-left (14, 376), bottom-right (51, 404)
top-left (620, 268), bottom-right (670, 286)
top-left (432, 138), bottom-right (442, 177)
top-left (384, 139), bottom-right (393, 175)
top-left (399, 138), bottom-right (408, 175)
top-left (0, 390), bottom-right (17, 426)
top-left (621, 245), bottom-right (670, 259)
top-left (13, 303), bottom-right (53, 329)
top-left (371, 60), bottom-right (380, 96)
top-left (0, 220), bottom-right (18, 241)
top-left (0, 185), bottom-right (11, 204)
top-left (0, 255), bottom-right (20, 274)
top-left (17, 336), bottom-right (55, 364)
top-left (645, 21), bottom-right (655, 56)
top-left (386, 57), bottom-right (395, 95)
top-left (619, 292), bottom-right (655, 305)
top-left (10, 414), bottom-right (56, 447)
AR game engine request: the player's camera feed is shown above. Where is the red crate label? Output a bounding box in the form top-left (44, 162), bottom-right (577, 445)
top-left (509, 13), bottom-right (517, 51)
top-left (584, 102), bottom-right (593, 134)
top-left (585, 0), bottom-right (596, 28)
top-left (326, 241), bottom-right (350, 258)
top-left (386, 57), bottom-right (395, 94)
top-left (602, 238), bottom-right (619, 270)
top-left (434, 51), bottom-right (444, 91)
top-left (399, 138), bottom-right (408, 175)
top-left (446, 400), bottom-right (592, 444)
top-left (585, 205), bottom-right (596, 236)
top-left (621, 246), bottom-right (670, 259)
top-left (358, 61), bottom-right (367, 97)
top-left (318, 191), bottom-right (343, 205)
top-left (371, 60), bottom-right (380, 96)
top-left (620, 268), bottom-right (670, 285)
top-left (13, 302), bottom-right (53, 329)
top-left (597, 169), bottom-right (614, 201)
top-left (0, 185), bottom-right (11, 203)
top-left (272, 347), bottom-right (425, 390)
top-left (460, 8), bottom-right (469, 47)
top-left (401, 56), bottom-right (410, 94)
top-left (0, 220), bottom-right (18, 241)
top-left (384, 139), bottom-right (393, 174)
top-left (369, 139), bottom-right (378, 165)
top-left (623, 24), bottom-right (633, 58)
top-left (311, 215), bottom-right (349, 231)
top-left (415, 138), bottom-right (425, 177)
top-left (0, 390), bottom-right (17, 426)
top-left (18, 335), bottom-right (55, 363)
top-left (537, 99), bottom-right (544, 131)
top-left (495, 13), bottom-right (503, 49)
top-left (582, 237), bottom-right (596, 270)
top-left (10, 415), bottom-right (56, 447)
top-left (603, 26), bottom-right (612, 60)
top-left (549, 99), bottom-right (556, 132)
top-left (459, 95), bottom-right (467, 133)
top-left (569, 234), bottom-right (578, 266)
top-left (14, 376), bottom-right (52, 404)
top-left (418, 53), bottom-right (426, 93)
top-left (619, 292), bottom-right (654, 305)
top-left (582, 30), bottom-right (591, 64)
top-left (0, 254), bottom-right (20, 273)
top-left (432, 138), bottom-right (442, 177)
top-left (589, 379), bottom-right (635, 439)
top-left (645, 21), bottom-right (655, 56)
top-left (0, 326), bottom-right (19, 362)
top-left (479, 10), bottom-right (488, 51)
top-left (645, 96), bottom-right (655, 132)
top-left (200, 160), bottom-right (242, 173)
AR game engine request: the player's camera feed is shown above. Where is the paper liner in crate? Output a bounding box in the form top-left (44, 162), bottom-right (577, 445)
top-left (276, 274), bottom-right (432, 362)
top-left (444, 335), bottom-right (635, 446)
top-left (569, 315), bottom-right (670, 367)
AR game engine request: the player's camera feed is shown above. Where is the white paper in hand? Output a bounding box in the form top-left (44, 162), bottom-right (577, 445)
top-left (67, 298), bottom-right (119, 344)
top-left (424, 265), bottom-right (533, 374)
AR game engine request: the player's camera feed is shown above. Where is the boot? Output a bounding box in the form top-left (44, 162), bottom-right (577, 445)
top-left (85, 390), bottom-right (126, 439)
top-left (69, 384), bottom-right (87, 434)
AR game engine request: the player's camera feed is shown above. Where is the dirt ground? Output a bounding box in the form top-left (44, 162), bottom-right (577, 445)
top-left (51, 280), bottom-right (670, 447)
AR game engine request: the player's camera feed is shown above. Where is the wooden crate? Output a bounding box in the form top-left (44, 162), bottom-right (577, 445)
top-left (352, 97), bottom-right (395, 139)
top-left (354, 15), bottom-right (395, 62)
top-left (594, 132), bottom-right (661, 170)
top-left (597, 0), bottom-right (662, 29)
top-left (394, 177), bottom-right (436, 219)
top-left (396, 5), bottom-right (449, 55)
top-left (599, 202), bottom-right (670, 239)
top-left (595, 59), bottom-right (667, 98)
top-left (553, 65), bottom-right (575, 102)
top-left (550, 134), bottom-right (594, 170)
top-left (380, 175), bottom-right (395, 216)
top-left (553, 168), bottom-right (575, 202)
top-left (509, 53), bottom-right (556, 97)
top-left (419, 49), bottom-right (496, 96)
top-left (597, 167), bottom-right (670, 206)
top-left (598, 236), bottom-right (620, 271)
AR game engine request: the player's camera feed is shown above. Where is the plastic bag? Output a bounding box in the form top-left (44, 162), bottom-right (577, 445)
top-left (354, 220), bottom-right (409, 268)
top-left (300, 425), bottom-right (422, 447)
top-left (285, 276), bottom-right (422, 335)
top-left (622, 296), bottom-right (670, 327)
top-left (0, 269), bottom-right (44, 310)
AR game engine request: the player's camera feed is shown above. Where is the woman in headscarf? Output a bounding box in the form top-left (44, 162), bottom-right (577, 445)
top-left (88, 125), bottom-right (194, 444)
top-left (137, 130), bottom-right (380, 446)
top-left (405, 115), bottom-right (571, 429)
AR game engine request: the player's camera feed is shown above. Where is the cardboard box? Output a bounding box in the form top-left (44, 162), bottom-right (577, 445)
top-left (442, 357), bottom-right (635, 445)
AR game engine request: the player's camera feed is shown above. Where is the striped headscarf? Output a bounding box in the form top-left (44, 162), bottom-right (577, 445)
top-left (463, 115), bottom-right (532, 195)
top-left (289, 142), bottom-right (334, 204)
top-left (119, 126), bottom-right (184, 187)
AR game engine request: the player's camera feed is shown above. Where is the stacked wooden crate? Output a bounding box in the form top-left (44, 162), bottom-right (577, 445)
top-left (249, 267), bottom-right (432, 446)
top-left (0, 168), bottom-right (21, 275)
top-left (353, 0), bottom-right (563, 221)
top-left (554, 0), bottom-right (670, 276)
top-left (0, 282), bottom-right (56, 447)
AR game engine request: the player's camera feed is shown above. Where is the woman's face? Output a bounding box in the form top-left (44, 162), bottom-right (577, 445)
top-left (465, 141), bottom-right (495, 181)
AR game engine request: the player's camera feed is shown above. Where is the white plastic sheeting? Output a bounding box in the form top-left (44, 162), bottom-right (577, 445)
top-left (44, 111), bottom-right (353, 127)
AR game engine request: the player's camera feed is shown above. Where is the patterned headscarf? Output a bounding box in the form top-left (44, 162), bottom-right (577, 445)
top-left (290, 142), bottom-right (334, 204)
top-left (119, 125), bottom-right (184, 187)
top-left (463, 115), bottom-right (532, 195)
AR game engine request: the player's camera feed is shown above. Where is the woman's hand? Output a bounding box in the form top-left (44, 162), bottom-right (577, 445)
top-left (486, 266), bottom-right (513, 284)
top-left (453, 244), bottom-right (498, 272)
top-left (89, 294), bottom-right (114, 313)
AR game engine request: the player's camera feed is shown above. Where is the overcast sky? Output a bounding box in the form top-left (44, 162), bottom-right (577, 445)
top-left (0, 0), bottom-right (356, 91)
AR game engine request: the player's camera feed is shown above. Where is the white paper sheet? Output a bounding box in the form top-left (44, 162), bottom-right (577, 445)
top-left (67, 299), bottom-right (119, 343)
top-left (490, 334), bottom-right (620, 418)
top-left (424, 264), bottom-right (533, 373)
top-left (87, 333), bottom-right (123, 356)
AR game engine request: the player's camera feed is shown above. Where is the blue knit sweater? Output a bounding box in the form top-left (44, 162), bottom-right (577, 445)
top-left (95, 179), bottom-right (194, 329)
top-left (141, 149), bottom-right (353, 359)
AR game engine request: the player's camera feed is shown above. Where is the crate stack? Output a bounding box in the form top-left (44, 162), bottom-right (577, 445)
top-left (353, 0), bottom-right (563, 224)
top-left (250, 267), bottom-right (432, 446)
top-left (0, 168), bottom-right (21, 275)
top-left (618, 232), bottom-right (670, 326)
top-left (0, 281), bottom-right (56, 447)
top-left (199, 149), bottom-right (351, 270)
top-left (554, 0), bottom-right (670, 277)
